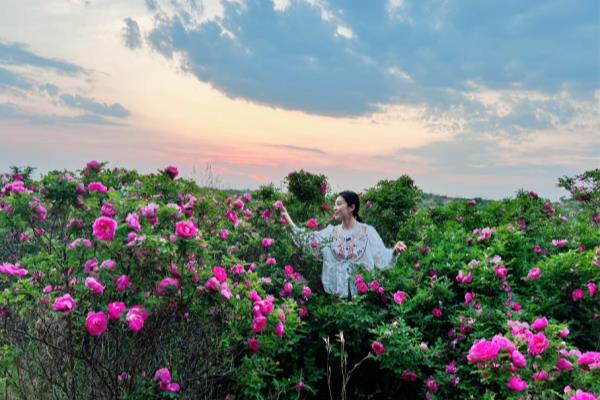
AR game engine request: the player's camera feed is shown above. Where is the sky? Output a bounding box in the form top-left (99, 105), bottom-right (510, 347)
top-left (0, 0), bottom-right (599, 200)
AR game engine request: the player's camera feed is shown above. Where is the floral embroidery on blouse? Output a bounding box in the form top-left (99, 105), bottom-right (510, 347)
top-left (330, 224), bottom-right (368, 262)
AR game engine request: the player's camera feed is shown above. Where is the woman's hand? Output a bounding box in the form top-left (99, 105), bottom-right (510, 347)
top-left (280, 205), bottom-right (295, 227)
top-left (392, 241), bottom-right (407, 256)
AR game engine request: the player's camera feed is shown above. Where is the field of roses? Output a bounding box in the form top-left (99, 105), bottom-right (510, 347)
top-left (0, 163), bottom-right (598, 400)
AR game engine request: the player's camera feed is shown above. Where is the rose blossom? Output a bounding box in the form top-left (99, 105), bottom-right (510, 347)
top-left (570, 391), bottom-right (598, 400)
top-left (115, 275), bottom-right (130, 292)
top-left (52, 294), bottom-right (77, 313)
top-left (467, 339), bottom-right (500, 362)
top-left (85, 311), bottom-right (108, 337)
top-left (85, 277), bottom-right (105, 295)
top-left (88, 182), bottom-right (107, 193)
top-left (556, 358), bottom-right (573, 371)
top-left (306, 218), bottom-right (318, 229)
top-left (531, 317), bottom-right (548, 331)
top-left (248, 338), bottom-right (261, 353)
top-left (107, 302), bottom-right (126, 320)
top-left (528, 332), bottom-right (549, 355)
top-left (126, 305), bottom-right (148, 332)
top-left (371, 341), bottom-right (385, 355)
top-left (506, 375), bottom-right (528, 392)
top-left (92, 216), bottom-right (117, 241)
top-left (0, 262), bottom-right (28, 277)
top-left (577, 351), bottom-right (600, 370)
top-left (393, 290), bottom-right (407, 304)
top-left (527, 267), bottom-right (542, 280)
top-left (175, 221), bottom-right (197, 238)
top-left (157, 277), bottom-right (180, 296)
top-left (572, 288), bottom-right (585, 301)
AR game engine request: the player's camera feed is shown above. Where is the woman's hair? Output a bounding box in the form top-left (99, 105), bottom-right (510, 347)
top-left (338, 191), bottom-right (363, 222)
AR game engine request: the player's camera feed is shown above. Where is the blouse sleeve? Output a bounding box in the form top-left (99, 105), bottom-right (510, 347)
top-left (290, 224), bottom-right (333, 252)
top-left (367, 225), bottom-right (399, 270)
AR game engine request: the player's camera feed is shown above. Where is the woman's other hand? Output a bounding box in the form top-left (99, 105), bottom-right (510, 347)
top-left (392, 241), bottom-right (407, 256)
top-left (280, 205), bottom-right (295, 227)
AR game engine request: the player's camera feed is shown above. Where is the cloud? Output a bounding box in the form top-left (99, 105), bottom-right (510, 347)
top-left (0, 66), bottom-right (33, 91)
top-left (138, 0), bottom-right (599, 135)
top-left (263, 143), bottom-right (327, 154)
top-left (0, 102), bottom-right (124, 126)
top-left (0, 41), bottom-right (87, 76)
top-left (59, 94), bottom-right (130, 118)
top-left (0, 40), bottom-right (131, 125)
top-left (122, 18), bottom-right (143, 50)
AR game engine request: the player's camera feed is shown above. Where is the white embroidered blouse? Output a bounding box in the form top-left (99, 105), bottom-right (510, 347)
top-left (291, 222), bottom-right (399, 298)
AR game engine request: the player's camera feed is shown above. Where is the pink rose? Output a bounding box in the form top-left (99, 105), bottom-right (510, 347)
top-left (107, 302), bottom-right (126, 320)
top-left (262, 237), bottom-right (275, 248)
top-left (52, 294), bottom-right (77, 313)
top-left (371, 341), bottom-right (385, 355)
top-left (283, 282), bottom-right (293, 294)
top-left (306, 218), bottom-right (318, 229)
top-left (531, 317), bottom-right (548, 331)
top-left (92, 216), bottom-right (117, 241)
top-left (511, 350), bottom-right (527, 369)
top-left (432, 307), bottom-right (442, 318)
top-left (85, 311), bottom-right (108, 337)
top-left (164, 165), bottom-right (178, 179)
top-left (153, 368), bottom-right (171, 385)
top-left (532, 370), bottom-right (549, 381)
top-left (126, 305), bottom-right (148, 332)
top-left (492, 335), bottom-right (516, 353)
top-left (212, 266), bottom-right (227, 283)
top-left (86, 160), bottom-right (100, 169)
top-left (0, 262), bottom-right (28, 277)
top-left (273, 200), bottom-right (284, 211)
top-left (456, 270), bottom-right (472, 284)
top-left (528, 333), bottom-right (549, 355)
top-left (100, 259), bottom-right (116, 270)
top-left (577, 351), bottom-right (600, 370)
top-left (588, 282), bottom-right (597, 297)
top-left (233, 198), bottom-right (244, 210)
top-left (506, 375), bottom-right (528, 392)
top-left (495, 265), bottom-right (508, 280)
top-left (266, 257), bottom-right (276, 266)
top-left (552, 239), bottom-right (567, 247)
top-left (275, 322), bottom-right (285, 338)
top-left (467, 339), bottom-right (500, 363)
top-left (445, 361), bottom-right (457, 374)
top-left (85, 277), bottom-right (105, 295)
top-left (126, 212), bottom-right (141, 232)
top-left (572, 288), bottom-right (585, 301)
top-left (205, 277), bottom-right (220, 292)
top-left (426, 376), bottom-right (438, 393)
top-left (558, 327), bottom-right (570, 338)
top-left (248, 337), bottom-right (261, 353)
top-left (401, 370), bottom-right (417, 382)
top-left (175, 221), bottom-right (197, 238)
top-left (465, 291), bottom-right (476, 305)
top-left (556, 358), bottom-right (573, 371)
top-left (101, 203), bottom-right (117, 217)
top-left (302, 286), bottom-right (312, 299)
top-left (88, 182), bottom-right (107, 193)
top-left (157, 277), bottom-right (180, 296)
top-left (393, 291), bottom-right (407, 304)
top-left (527, 267), bottom-right (541, 280)
top-left (570, 391), bottom-right (598, 400)
top-left (252, 316), bottom-right (267, 333)
top-left (115, 275), bottom-right (130, 292)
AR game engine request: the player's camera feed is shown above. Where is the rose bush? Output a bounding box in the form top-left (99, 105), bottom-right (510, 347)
top-left (0, 165), bottom-right (598, 399)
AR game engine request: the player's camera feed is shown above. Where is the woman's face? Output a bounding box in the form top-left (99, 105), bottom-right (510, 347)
top-left (333, 196), bottom-right (355, 220)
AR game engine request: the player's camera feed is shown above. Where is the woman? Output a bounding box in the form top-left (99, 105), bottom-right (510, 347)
top-left (280, 191), bottom-right (407, 299)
